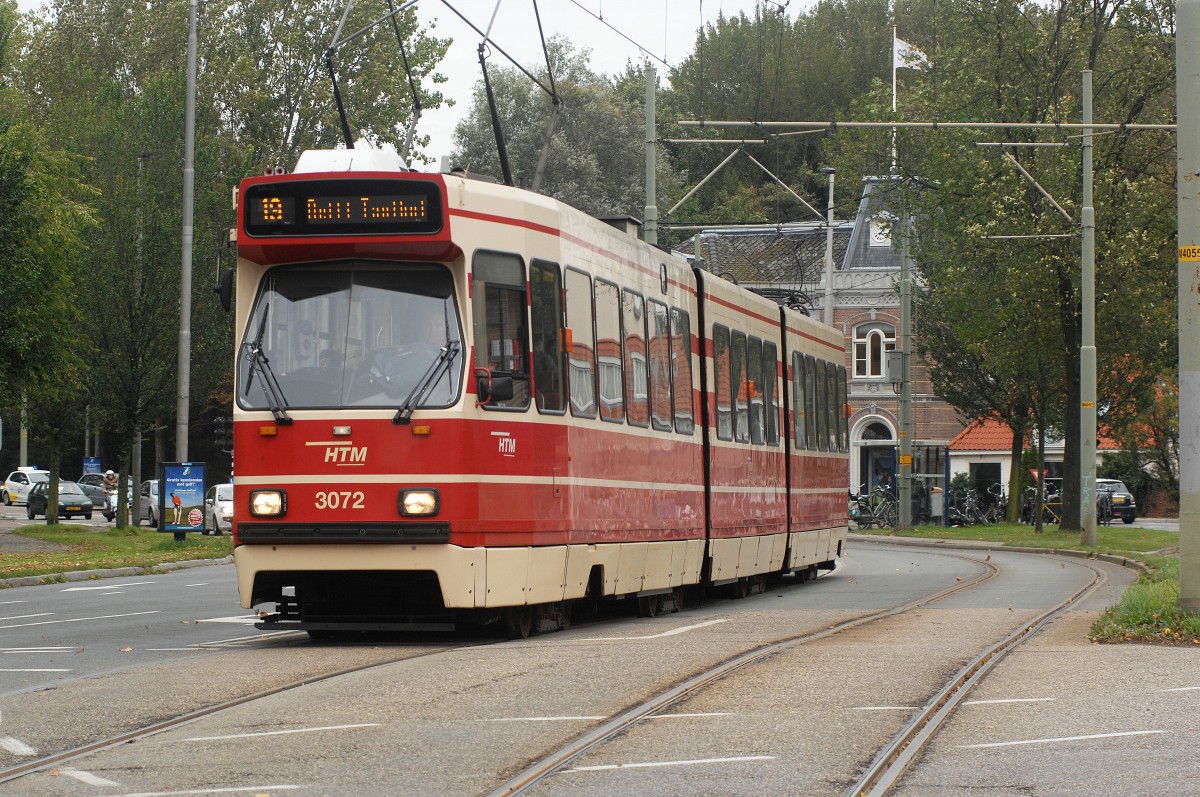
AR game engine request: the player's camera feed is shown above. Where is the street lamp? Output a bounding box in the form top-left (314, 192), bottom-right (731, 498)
top-left (820, 167), bottom-right (836, 325)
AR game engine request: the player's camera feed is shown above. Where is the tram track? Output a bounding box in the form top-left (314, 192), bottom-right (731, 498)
top-left (483, 545), bottom-right (1107, 797)
top-left (0, 640), bottom-right (486, 786)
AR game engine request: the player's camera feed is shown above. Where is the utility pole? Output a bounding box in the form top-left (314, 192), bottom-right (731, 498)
top-left (1177, 0), bottom-right (1199, 612)
top-left (898, 206), bottom-right (913, 529)
top-left (175, 0), bottom-right (197, 464)
top-left (821, 168), bottom-right (836, 325)
top-left (1080, 70), bottom-right (1098, 546)
top-left (644, 63), bottom-right (658, 247)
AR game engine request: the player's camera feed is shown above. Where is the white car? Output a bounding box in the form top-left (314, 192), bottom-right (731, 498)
top-left (139, 479), bottom-right (161, 526)
top-left (204, 483), bottom-right (233, 535)
top-left (4, 468), bottom-right (49, 506)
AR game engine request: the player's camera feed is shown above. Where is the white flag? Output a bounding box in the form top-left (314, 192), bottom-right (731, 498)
top-left (894, 36), bottom-right (930, 69)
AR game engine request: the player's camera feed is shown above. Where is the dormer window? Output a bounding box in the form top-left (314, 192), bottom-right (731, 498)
top-left (854, 323), bottom-right (896, 378)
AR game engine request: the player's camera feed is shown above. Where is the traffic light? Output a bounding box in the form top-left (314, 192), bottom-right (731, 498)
top-left (213, 417), bottom-right (232, 452)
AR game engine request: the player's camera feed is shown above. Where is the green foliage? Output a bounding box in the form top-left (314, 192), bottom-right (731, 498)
top-left (1090, 559), bottom-right (1200, 645)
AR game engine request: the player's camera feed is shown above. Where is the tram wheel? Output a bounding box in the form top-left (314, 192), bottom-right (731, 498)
top-left (503, 606), bottom-right (533, 639)
top-left (637, 595), bottom-right (660, 618)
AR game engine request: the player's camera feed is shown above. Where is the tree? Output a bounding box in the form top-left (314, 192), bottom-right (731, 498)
top-left (874, 0), bottom-right (1176, 531)
top-left (451, 37), bottom-right (682, 219)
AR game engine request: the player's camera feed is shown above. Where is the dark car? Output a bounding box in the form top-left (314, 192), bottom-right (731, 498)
top-left (1097, 478), bottom-right (1137, 524)
top-left (27, 481), bottom-right (93, 521)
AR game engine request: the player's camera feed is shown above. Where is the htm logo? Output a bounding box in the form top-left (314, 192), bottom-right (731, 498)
top-left (325, 445), bottom-right (367, 464)
top-left (491, 431), bottom-right (516, 457)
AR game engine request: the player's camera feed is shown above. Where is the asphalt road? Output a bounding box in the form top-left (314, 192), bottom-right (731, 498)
top-left (4, 542), bottom-right (1189, 797)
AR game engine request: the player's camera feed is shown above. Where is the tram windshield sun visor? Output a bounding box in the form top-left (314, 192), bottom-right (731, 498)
top-left (237, 263), bottom-right (463, 411)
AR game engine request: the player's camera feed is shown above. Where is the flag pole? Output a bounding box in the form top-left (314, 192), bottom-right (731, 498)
top-left (891, 25), bottom-right (898, 172)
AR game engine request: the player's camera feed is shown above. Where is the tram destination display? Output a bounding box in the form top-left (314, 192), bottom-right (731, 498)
top-left (244, 178), bottom-right (443, 236)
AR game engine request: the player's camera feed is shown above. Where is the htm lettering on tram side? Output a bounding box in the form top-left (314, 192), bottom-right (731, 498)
top-left (324, 445), bottom-right (367, 464)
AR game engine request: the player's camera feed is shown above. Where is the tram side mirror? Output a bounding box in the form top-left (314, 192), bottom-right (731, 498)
top-left (213, 267), bottom-right (234, 312)
top-left (475, 369), bottom-right (514, 404)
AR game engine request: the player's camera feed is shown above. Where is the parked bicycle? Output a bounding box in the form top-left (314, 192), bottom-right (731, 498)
top-left (850, 484), bottom-right (899, 529)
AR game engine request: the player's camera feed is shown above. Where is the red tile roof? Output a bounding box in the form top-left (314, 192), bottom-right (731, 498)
top-left (949, 417), bottom-right (1120, 451)
top-left (949, 419), bottom-right (1016, 451)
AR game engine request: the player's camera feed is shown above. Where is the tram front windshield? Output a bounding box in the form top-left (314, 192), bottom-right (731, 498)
top-left (237, 263), bottom-right (462, 410)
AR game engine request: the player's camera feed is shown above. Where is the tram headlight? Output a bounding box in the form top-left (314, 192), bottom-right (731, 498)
top-left (399, 488), bottom-right (439, 517)
top-left (249, 489), bottom-right (287, 517)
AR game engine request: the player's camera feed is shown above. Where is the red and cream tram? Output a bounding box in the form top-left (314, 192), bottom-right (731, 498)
top-left (230, 147), bottom-right (848, 637)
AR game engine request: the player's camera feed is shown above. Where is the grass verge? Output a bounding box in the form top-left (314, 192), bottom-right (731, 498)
top-left (855, 521), bottom-right (1197, 645)
top-left (1, 524), bottom-right (232, 581)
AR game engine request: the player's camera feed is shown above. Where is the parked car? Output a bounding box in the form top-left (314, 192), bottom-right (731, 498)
top-left (79, 471), bottom-right (132, 512)
top-left (204, 483), bottom-right (233, 535)
top-left (27, 481), bottom-right (93, 521)
top-left (4, 468), bottom-right (49, 506)
top-left (140, 479), bottom-right (161, 526)
top-left (77, 482), bottom-right (115, 521)
top-left (1097, 478), bottom-right (1137, 524)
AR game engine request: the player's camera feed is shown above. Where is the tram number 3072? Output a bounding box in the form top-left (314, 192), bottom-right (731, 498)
top-left (315, 491), bottom-right (366, 510)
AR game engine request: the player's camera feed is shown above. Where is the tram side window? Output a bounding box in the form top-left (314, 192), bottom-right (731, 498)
top-left (825, 359), bottom-right (840, 452)
top-left (531, 260), bottom-right (566, 413)
top-left (472, 251), bottom-right (530, 410)
top-left (815, 357), bottom-right (830, 451)
top-left (714, 325), bottom-right (732, 441)
top-left (622, 290), bottom-right (649, 428)
top-left (731, 330), bottom-right (749, 443)
top-left (764, 341), bottom-right (779, 446)
top-left (793, 352), bottom-right (807, 450)
top-left (595, 280), bottom-right (624, 423)
top-left (804, 354), bottom-right (820, 451)
top-left (648, 300), bottom-right (673, 432)
top-left (806, 355), bottom-right (825, 451)
top-left (565, 268), bottom-right (597, 418)
top-left (670, 307), bottom-right (694, 435)
top-left (747, 336), bottom-right (765, 445)
top-left (837, 364), bottom-right (849, 452)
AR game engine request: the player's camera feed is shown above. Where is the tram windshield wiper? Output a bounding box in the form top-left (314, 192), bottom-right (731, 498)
top-left (243, 307), bottom-right (294, 426)
top-left (393, 340), bottom-right (461, 425)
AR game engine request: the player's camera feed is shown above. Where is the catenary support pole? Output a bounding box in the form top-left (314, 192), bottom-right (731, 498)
top-left (644, 64), bottom-right (658, 247)
top-left (175, 0), bottom-right (197, 466)
top-left (821, 168), bottom-right (836, 325)
top-left (1177, 0), bottom-right (1199, 611)
top-left (1080, 70), bottom-right (1097, 546)
top-left (899, 207), bottom-right (913, 529)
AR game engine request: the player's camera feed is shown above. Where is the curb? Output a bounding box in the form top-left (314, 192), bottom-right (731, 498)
top-left (0, 555), bottom-right (234, 589)
top-left (850, 533), bottom-right (1151, 575)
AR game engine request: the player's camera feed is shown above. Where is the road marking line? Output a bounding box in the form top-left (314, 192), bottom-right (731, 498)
top-left (60, 767), bottom-right (120, 786)
top-left (196, 616), bottom-right (262, 625)
top-left (0, 669), bottom-right (70, 672)
top-left (852, 706), bottom-right (918, 711)
top-left (0, 736), bottom-right (36, 755)
top-left (963, 697), bottom-right (1056, 705)
top-left (185, 723), bottom-right (380, 741)
top-left (62, 581), bottom-right (156, 591)
top-left (0, 611), bottom-right (159, 630)
top-left (1163, 685), bottom-right (1200, 692)
top-left (97, 786), bottom-right (301, 796)
top-left (0, 647), bottom-right (73, 653)
top-left (486, 716), bottom-right (605, 722)
top-left (581, 618), bottom-right (729, 640)
top-left (567, 755), bottom-right (774, 772)
top-left (0, 613), bottom-right (54, 622)
top-left (184, 583), bottom-right (209, 587)
top-left (0, 600), bottom-right (27, 605)
top-left (959, 730), bottom-right (1165, 749)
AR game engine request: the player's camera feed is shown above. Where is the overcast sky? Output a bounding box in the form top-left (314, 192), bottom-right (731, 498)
top-left (14, 1), bottom-right (809, 163)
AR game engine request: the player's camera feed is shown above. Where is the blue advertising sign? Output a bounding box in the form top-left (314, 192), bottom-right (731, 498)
top-left (82, 456), bottom-right (102, 475)
top-left (159, 462), bottom-right (206, 534)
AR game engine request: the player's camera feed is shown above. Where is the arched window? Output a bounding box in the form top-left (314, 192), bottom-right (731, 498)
top-left (853, 323), bottom-right (896, 378)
